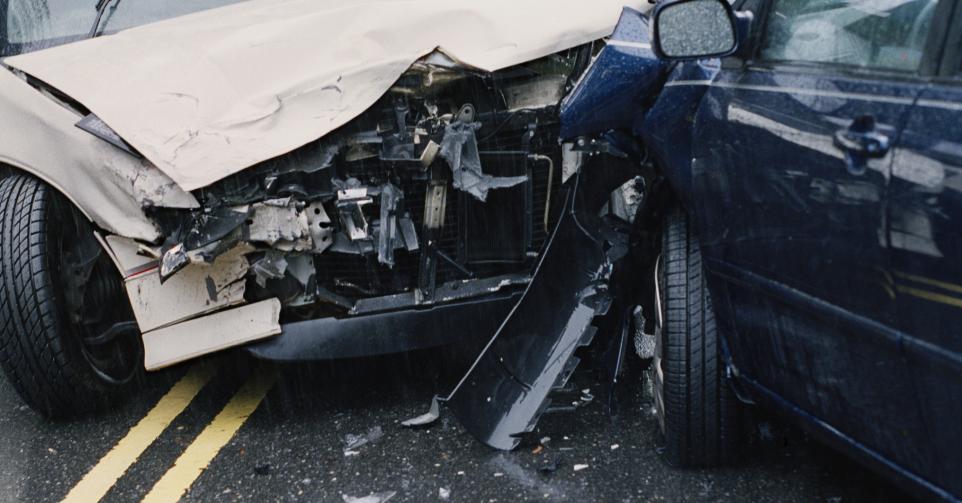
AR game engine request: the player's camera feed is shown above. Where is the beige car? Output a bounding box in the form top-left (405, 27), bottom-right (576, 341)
top-left (0, 0), bottom-right (652, 449)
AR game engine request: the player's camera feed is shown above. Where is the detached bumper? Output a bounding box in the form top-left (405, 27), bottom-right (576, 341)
top-left (244, 292), bottom-right (520, 361)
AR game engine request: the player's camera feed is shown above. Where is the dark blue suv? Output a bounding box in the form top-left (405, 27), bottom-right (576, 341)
top-left (562, 0), bottom-right (962, 500)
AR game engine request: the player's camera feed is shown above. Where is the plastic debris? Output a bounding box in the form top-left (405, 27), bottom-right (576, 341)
top-left (439, 487), bottom-right (451, 500)
top-left (538, 454), bottom-right (564, 474)
top-left (402, 397), bottom-right (442, 428)
top-left (342, 491), bottom-right (397, 503)
top-left (439, 120), bottom-right (527, 202)
top-left (254, 463), bottom-right (271, 476)
top-left (610, 444), bottom-right (620, 450)
top-left (345, 425), bottom-right (385, 451)
top-left (580, 389), bottom-right (594, 402)
top-left (573, 464), bottom-right (589, 472)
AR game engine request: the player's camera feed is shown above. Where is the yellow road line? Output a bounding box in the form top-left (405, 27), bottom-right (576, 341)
top-left (61, 363), bottom-right (218, 503)
top-left (893, 270), bottom-right (962, 295)
top-left (141, 368), bottom-right (278, 503)
top-left (896, 284), bottom-right (962, 309)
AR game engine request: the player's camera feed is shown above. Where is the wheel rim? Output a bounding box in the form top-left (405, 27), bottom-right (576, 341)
top-left (56, 198), bottom-right (142, 386)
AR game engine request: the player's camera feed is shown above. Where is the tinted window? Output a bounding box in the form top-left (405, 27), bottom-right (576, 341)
top-left (760, 0), bottom-right (938, 72)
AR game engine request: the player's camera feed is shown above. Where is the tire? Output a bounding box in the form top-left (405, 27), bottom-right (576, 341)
top-left (652, 205), bottom-right (739, 467)
top-left (0, 174), bottom-right (139, 417)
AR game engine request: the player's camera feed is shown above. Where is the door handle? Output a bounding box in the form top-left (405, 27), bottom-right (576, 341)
top-left (834, 115), bottom-right (890, 175)
top-left (834, 115), bottom-right (890, 158)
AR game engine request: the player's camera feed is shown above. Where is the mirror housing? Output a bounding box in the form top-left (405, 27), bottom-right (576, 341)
top-left (652, 0), bottom-right (751, 61)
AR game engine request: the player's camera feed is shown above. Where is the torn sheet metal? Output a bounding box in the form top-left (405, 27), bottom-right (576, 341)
top-left (440, 121), bottom-right (528, 202)
top-left (103, 235), bottom-right (157, 276)
top-left (120, 242), bottom-right (253, 332)
top-left (406, 178), bottom-right (628, 449)
top-left (143, 298), bottom-right (281, 371)
top-left (0, 68), bottom-right (196, 242)
top-left (248, 198), bottom-right (313, 251)
top-left (5, 0), bottom-right (644, 190)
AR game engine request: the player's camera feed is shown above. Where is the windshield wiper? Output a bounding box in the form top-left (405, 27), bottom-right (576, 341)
top-left (88, 0), bottom-right (122, 38)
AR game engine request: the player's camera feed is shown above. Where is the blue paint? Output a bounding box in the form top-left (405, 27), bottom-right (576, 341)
top-left (563, 1), bottom-right (962, 499)
top-left (559, 8), bottom-right (666, 140)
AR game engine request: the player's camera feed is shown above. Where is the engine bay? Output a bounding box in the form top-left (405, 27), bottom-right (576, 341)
top-left (145, 48), bottom-right (593, 319)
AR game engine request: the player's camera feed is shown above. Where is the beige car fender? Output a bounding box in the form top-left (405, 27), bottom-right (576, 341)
top-left (0, 67), bottom-right (198, 243)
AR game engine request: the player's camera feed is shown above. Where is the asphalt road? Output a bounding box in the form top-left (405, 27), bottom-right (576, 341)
top-left (0, 345), bottom-right (915, 502)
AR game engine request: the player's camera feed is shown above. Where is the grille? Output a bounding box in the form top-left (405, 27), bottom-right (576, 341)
top-left (314, 144), bottom-right (561, 298)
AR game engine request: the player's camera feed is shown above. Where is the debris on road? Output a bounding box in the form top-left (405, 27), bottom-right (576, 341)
top-left (439, 487), bottom-right (451, 500)
top-left (341, 491), bottom-right (397, 503)
top-left (573, 464), bottom-right (589, 472)
top-left (254, 463), bottom-right (271, 476)
top-left (538, 454), bottom-right (564, 474)
top-left (345, 425), bottom-right (385, 452)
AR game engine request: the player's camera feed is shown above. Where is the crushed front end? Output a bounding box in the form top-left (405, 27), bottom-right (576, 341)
top-left (107, 49), bottom-right (603, 370)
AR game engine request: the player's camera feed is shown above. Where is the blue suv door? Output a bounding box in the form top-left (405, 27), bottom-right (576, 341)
top-left (685, 0), bottom-right (945, 482)
top-left (885, 6), bottom-right (962, 496)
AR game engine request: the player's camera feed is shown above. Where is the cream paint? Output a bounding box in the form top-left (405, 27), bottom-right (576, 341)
top-left (123, 248), bottom-right (251, 333)
top-left (6, 0), bottom-right (647, 192)
top-left (0, 68), bottom-right (198, 241)
top-left (142, 299), bottom-right (282, 370)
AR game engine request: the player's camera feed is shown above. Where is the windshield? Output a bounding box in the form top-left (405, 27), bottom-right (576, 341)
top-left (2, 0), bottom-right (249, 56)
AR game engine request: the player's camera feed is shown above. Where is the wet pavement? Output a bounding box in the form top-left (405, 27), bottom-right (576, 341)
top-left (0, 345), bottom-right (915, 502)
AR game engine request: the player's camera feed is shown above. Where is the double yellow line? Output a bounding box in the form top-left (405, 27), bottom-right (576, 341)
top-left (62, 363), bottom-right (277, 503)
top-left (894, 271), bottom-right (962, 309)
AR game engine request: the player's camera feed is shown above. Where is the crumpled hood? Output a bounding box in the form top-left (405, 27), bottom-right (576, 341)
top-left (5, 0), bottom-right (642, 191)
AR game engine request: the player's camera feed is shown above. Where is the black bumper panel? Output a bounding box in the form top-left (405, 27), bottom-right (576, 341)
top-left (245, 293), bottom-right (520, 361)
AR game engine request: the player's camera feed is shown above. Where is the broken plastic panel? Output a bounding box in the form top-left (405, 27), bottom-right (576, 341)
top-left (403, 175), bottom-right (630, 450)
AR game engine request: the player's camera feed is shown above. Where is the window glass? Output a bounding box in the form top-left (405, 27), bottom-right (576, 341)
top-left (5, 0), bottom-right (248, 55)
top-left (760, 0), bottom-right (938, 72)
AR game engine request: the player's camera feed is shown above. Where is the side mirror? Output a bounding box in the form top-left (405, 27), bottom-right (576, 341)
top-left (652, 0), bottom-right (745, 61)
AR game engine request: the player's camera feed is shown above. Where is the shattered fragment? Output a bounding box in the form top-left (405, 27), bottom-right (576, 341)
top-left (401, 397), bottom-right (442, 428)
top-left (538, 454), bottom-right (564, 474)
top-left (305, 202), bottom-right (334, 254)
top-left (341, 491), bottom-right (396, 503)
top-left (344, 426), bottom-right (385, 451)
top-left (439, 120), bottom-right (527, 202)
top-left (160, 243), bottom-right (189, 280)
top-left (248, 198), bottom-right (312, 250)
top-left (129, 244), bottom-right (253, 332)
top-left (251, 250), bottom-right (289, 288)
